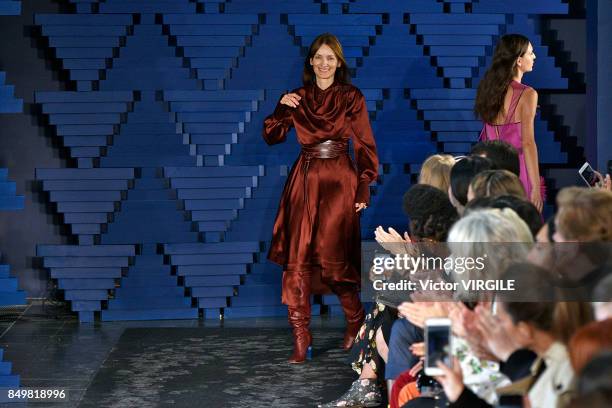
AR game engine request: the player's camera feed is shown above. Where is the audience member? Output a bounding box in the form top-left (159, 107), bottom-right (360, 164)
top-left (554, 187), bottom-right (612, 242)
top-left (471, 140), bottom-right (520, 176)
top-left (448, 156), bottom-right (493, 215)
top-left (465, 195), bottom-right (542, 238)
top-left (569, 318), bottom-right (612, 374)
top-left (418, 154), bottom-right (455, 194)
top-left (436, 301), bottom-right (573, 408)
top-left (467, 169), bottom-right (526, 201)
top-left (574, 352), bottom-right (612, 397)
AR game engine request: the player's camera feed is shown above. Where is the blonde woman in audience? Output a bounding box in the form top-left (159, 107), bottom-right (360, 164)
top-left (418, 154), bottom-right (455, 193)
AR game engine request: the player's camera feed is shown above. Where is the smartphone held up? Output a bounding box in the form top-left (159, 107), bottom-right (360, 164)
top-left (424, 318), bottom-right (453, 377)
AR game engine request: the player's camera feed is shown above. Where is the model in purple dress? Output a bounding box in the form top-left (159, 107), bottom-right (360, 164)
top-left (475, 34), bottom-right (544, 211)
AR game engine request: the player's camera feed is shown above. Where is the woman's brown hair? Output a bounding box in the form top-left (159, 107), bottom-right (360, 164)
top-left (556, 187), bottom-right (612, 241)
top-left (474, 34), bottom-right (530, 124)
top-left (469, 169), bottom-right (526, 199)
top-left (303, 33), bottom-right (351, 86)
top-left (553, 302), bottom-right (594, 345)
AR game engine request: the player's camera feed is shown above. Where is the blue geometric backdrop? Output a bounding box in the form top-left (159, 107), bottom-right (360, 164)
top-left (1, 0), bottom-right (575, 322)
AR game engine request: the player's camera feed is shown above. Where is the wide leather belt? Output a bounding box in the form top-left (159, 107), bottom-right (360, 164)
top-left (300, 140), bottom-right (349, 226)
top-left (301, 139), bottom-right (349, 159)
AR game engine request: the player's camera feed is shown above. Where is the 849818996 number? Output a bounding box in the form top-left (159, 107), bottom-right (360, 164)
top-left (6, 389), bottom-right (67, 400)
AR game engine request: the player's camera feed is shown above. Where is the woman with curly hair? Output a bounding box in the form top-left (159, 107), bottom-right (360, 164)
top-left (475, 34), bottom-right (544, 212)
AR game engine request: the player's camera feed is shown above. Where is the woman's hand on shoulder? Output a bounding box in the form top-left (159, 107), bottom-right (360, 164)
top-left (280, 93), bottom-right (301, 108)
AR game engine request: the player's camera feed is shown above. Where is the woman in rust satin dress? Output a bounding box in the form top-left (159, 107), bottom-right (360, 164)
top-left (263, 33), bottom-right (379, 363)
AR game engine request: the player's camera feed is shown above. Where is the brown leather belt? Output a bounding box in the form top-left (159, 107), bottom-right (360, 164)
top-left (301, 139), bottom-right (349, 159)
top-left (300, 140), bottom-right (349, 226)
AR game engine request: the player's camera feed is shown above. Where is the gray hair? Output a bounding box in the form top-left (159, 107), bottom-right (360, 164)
top-left (447, 208), bottom-right (534, 288)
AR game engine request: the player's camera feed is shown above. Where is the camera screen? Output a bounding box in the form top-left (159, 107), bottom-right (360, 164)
top-left (426, 326), bottom-right (451, 368)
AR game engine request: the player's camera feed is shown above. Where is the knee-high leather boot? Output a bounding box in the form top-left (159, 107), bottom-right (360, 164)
top-left (284, 271), bottom-right (312, 364)
top-left (287, 305), bottom-right (312, 363)
top-left (335, 285), bottom-right (365, 351)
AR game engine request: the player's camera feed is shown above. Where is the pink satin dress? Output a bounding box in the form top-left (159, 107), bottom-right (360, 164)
top-left (480, 80), bottom-right (545, 200)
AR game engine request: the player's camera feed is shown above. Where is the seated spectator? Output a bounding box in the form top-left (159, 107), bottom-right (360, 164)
top-left (573, 352), bottom-right (612, 399)
top-left (539, 188), bottom-right (612, 293)
top-left (388, 209), bottom-right (534, 407)
top-left (471, 140), bottom-right (520, 177)
top-left (553, 187), bottom-right (612, 242)
top-left (465, 195), bottom-right (542, 238)
top-left (447, 208), bottom-right (533, 288)
top-left (467, 170), bottom-right (526, 201)
top-left (436, 300), bottom-right (574, 408)
top-left (448, 156), bottom-right (493, 215)
top-left (402, 184), bottom-right (459, 243)
top-left (318, 185), bottom-right (458, 408)
top-left (569, 318), bottom-right (612, 374)
top-left (431, 263), bottom-right (594, 408)
top-left (418, 154), bottom-right (456, 194)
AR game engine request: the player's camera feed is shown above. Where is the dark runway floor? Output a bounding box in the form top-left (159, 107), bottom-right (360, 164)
top-left (0, 305), bottom-right (357, 408)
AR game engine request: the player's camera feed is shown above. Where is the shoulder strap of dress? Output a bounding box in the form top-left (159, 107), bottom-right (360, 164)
top-left (505, 81), bottom-right (529, 124)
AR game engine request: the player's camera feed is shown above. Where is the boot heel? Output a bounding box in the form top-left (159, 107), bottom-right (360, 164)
top-left (306, 345), bottom-right (312, 360)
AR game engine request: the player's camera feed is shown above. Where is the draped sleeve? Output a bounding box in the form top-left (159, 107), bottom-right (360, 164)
top-left (349, 89), bottom-right (379, 205)
top-left (262, 94), bottom-right (294, 145)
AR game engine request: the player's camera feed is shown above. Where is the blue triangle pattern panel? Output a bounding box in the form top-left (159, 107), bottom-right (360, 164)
top-left (33, 0), bottom-right (571, 320)
top-left (162, 13), bottom-right (260, 90)
top-left (0, 0), bottom-right (20, 16)
top-left (1, 9), bottom-right (25, 386)
top-left (0, 169), bottom-right (24, 211)
top-left (0, 348), bottom-right (23, 404)
top-left (0, 173), bottom-right (25, 394)
top-left (0, 72), bottom-right (23, 113)
top-left (0, 167), bottom-right (26, 316)
top-left (36, 13), bottom-right (134, 92)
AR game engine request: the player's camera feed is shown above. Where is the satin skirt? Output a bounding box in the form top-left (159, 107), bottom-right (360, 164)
top-left (267, 153), bottom-right (362, 305)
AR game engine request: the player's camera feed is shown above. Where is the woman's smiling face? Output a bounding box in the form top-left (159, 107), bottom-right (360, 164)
top-left (310, 44), bottom-right (340, 82)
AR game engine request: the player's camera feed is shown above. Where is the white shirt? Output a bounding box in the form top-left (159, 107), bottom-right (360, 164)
top-left (528, 342), bottom-right (574, 408)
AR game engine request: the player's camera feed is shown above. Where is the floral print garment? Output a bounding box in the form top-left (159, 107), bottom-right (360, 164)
top-left (349, 303), bottom-right (397, 378)
top-left (453, 336), bottom-right (511, 405)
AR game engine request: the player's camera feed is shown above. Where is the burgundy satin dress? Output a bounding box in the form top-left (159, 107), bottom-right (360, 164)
top-left (263, 82), bottom-right (378, 305)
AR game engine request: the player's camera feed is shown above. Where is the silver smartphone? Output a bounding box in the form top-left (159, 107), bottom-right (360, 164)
top-left (578, 162), bottom-right (599, 187)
